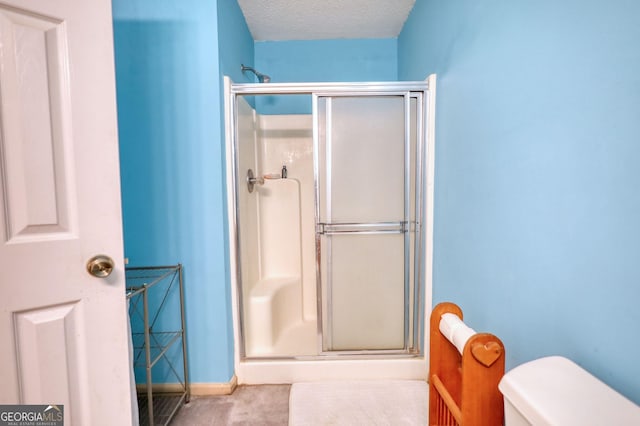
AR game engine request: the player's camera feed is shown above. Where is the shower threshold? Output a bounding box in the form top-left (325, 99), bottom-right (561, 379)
top-left (237, 356), bottom-right (427, 384)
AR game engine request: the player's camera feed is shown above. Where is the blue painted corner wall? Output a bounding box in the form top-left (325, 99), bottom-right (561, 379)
top-left (399, 0), bottom-right (640, 404)
top-left (255, 38), bottom-right (397, 84)
top-left (112, 0), bottom-right (237, 383)
top-left (254, 38), bottom-right (398, 114)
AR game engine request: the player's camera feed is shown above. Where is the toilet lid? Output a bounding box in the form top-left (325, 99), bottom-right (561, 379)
top-left (499, 356), bottom-right (640, 426)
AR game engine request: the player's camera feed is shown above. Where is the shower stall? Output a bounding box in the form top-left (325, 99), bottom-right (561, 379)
top-left (224, 77), bottom-right (436, 383)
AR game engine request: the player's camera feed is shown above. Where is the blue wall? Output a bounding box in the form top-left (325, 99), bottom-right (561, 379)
top-left (218, 1), bottom-right (255, 85)
top-left (400, 0), bottom-right (640, 403)
top-left (254, 38), bottom-right (398, 114)
top-left (113, 0), bottom-right (235, 383)
top-left (255, 38), bottom-right (398, 83)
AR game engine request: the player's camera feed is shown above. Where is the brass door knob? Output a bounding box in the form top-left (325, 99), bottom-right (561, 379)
top-left (86, 255), bottom-right (115, 278)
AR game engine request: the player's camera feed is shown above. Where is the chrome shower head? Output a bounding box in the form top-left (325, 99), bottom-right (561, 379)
top-left (241, 64), bottom-right (271, 83)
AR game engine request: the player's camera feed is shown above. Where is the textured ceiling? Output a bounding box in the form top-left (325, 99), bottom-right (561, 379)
top-left (237, 0), bottom-right (416, 41)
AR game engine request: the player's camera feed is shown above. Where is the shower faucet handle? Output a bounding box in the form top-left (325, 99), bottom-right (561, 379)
top-left (246, 169), bottom-right (264, 193)
top-left (281, 165), bottom-right (288, 179)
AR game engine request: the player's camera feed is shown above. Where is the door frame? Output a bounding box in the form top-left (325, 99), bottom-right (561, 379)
top-left (313, 92), bottom-right (421, 354)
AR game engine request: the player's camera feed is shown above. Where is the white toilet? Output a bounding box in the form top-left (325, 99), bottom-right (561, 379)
top-left (499, 356), bottom-right (640, 425)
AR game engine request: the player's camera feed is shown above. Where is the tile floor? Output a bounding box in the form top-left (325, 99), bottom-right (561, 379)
top-left (171, 385), bottom-right (291, 426)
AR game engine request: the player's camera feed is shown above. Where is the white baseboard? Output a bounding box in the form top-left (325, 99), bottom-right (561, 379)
top-left (136, 375), bottom-right (238, 396)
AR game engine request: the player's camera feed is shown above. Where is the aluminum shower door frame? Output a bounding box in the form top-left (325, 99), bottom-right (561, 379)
top-left (313, 91), bottom-right (424, 356)
top-left (227, 80), bottom-right (430, 360)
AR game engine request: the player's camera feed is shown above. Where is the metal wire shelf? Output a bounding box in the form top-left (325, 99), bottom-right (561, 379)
top-left (126, 265), bottom-right (189, 426)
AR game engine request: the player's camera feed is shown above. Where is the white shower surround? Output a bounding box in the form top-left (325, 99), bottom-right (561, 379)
top-left (224, 77), bottom-right (436, 384)
top-left (236, 101), bottom-right (316, 358)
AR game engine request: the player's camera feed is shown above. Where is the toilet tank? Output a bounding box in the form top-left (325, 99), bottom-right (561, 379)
top-left (498, 356), bottom-right (640, 426)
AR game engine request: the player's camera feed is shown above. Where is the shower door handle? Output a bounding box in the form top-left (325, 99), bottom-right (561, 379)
top-left (316, 222), bottom-right (408, 235)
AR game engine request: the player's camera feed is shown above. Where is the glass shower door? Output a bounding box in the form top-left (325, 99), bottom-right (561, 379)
top-left (315, 94), bottom-right (415, 352)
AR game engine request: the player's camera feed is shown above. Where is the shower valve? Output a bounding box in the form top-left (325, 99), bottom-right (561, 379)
top-left (246, 169), bottom-right (264, 193)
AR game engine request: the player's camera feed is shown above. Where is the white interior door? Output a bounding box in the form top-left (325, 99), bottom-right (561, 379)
top-left (0, 0), bottom-right (133, 424)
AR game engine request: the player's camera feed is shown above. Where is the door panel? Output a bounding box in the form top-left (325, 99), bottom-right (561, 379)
top-left (14, 303), bottom-right (83, 405)
top-left (325, 233), bottom-right (405, 351)
top-left (0, 0), bottom-right (133, 424)
top-left (0, 6), bottom-right (74, 241)
top-left (316, 94), bottom-right (411, 352)
top-left (321, 96), bottom-right (405, 223)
